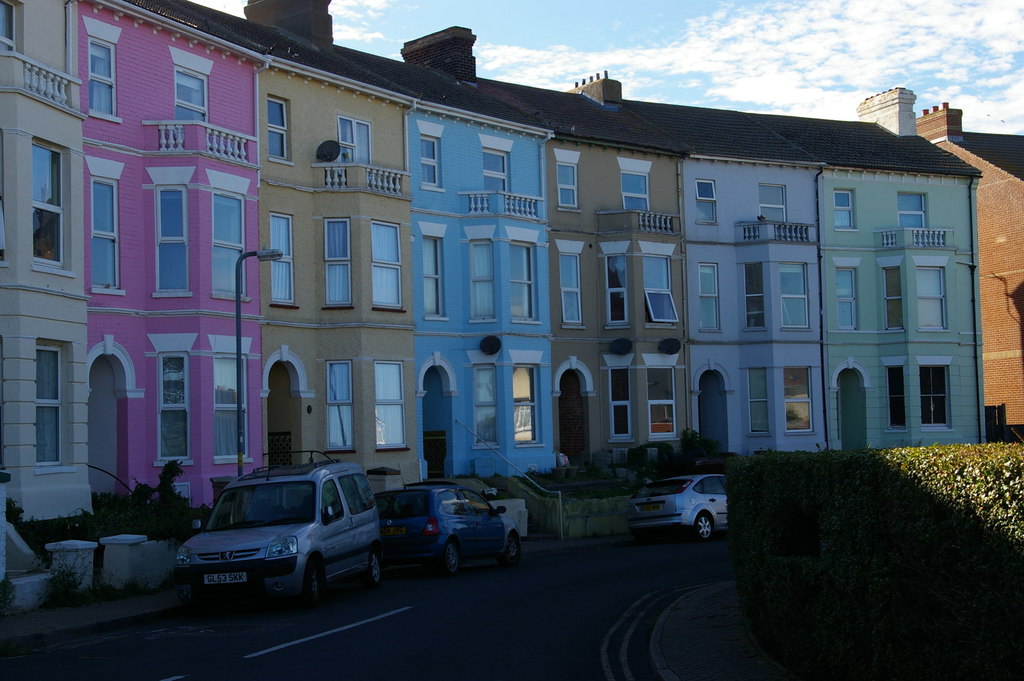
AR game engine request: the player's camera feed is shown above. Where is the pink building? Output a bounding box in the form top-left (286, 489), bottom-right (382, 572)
top-left (81, 0), bottom-right (268, 504)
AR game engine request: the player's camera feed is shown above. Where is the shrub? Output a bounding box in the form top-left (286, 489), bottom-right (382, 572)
top-left (728, 444), bottom-right (1024, 681)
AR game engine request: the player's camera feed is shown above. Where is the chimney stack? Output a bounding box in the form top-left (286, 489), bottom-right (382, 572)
top-left (245, 0), bottom-right (334, 51)
top-left (916, 101), bottom-right (964, 143)
top-left (568, 72), bottom-right (622, 106)
top-left (401, 27), bottom-right (477, 83)
top-left (856, 87), bottom-right (918, 136)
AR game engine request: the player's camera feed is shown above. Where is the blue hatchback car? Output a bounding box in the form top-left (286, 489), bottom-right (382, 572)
top-left (374, 484), bottom-right (521, 575)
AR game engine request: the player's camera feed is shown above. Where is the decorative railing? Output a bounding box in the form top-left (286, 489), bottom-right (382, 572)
top-left (878, 227), bottom-right (949, 249)
top-left (23, 62), bottom-right (72, 107)
top-left (596, 210), bottom-right (678, 234)
top-left (736, 220), bottom-right (815, 243)
top-left (315, 163), bottom-right (407, 197)
top-left (463, 191), bottom-right (542, 219)
top-left (0, 52), bottom-right (78, 109)
top-left (144, 121), bottom-right (254, 164)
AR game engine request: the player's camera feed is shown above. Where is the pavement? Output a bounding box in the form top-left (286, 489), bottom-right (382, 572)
top-left (0, 535), bottom-right (797, 680)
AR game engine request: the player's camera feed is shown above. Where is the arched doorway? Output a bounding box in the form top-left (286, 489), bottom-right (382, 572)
top-left (697, 370), bottom-right (728, 453)
top-left (266, 361), bottom-right (304, 465)
top-left (838, 369), bottom-right (867, 450)
top-left (421, 366), bottom-right (452, 478)
top-left (87, 356), bottom-right (121, 494)
top-left (557, 370), bottom-right (587, 461)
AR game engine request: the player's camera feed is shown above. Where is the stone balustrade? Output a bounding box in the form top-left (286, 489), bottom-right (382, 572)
top-left (737, 220), bottom-right (815, 242)
top-left (144, 121), bottom-right (255, 164)
top-left (315, 163), bottom-right (408, 196)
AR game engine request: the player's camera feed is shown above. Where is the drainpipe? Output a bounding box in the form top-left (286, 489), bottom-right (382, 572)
top-left (814, 167), bottom-right (830, 449)
top-left (677, 158), bottom-right (692, 434)
top-left (967, 176), bottom-right (983, 442)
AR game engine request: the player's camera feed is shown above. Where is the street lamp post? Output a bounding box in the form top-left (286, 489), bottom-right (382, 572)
top-left (235, 248), bottom-right (283, 478)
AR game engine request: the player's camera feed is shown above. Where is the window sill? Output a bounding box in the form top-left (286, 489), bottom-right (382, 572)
top-left (647, 434), bottom-right (676, 441)
top-left (33, 464), bottom-right (76, 474)
top-left (153, 291), bottom-right (193, 298)
top-left (698, 327), bottom-right (722, 334)
top-left (423, 315), bottom-right (449, 322)
top-left (917, 327), bottom-right (949, 333)
top-left (885, 427), bottom-right (908, 433)
top-left (694, 220), bottom-right (718, 226)
top-left (92, 287), bottom-right (126, 296)
top-left (514, 443), bottom-right (545, 449)
top-left (213, 292), bottom-right (249, 302)
top-left (921, 425), bottom-right (952, 432)
top-left (156, 458), bottom-right (193, 467)
top-left (268, 157), bottom-right (294, 166)
top-left (512, 318), bottom-right (542, 325)
top-left (322, 304), bottom-right (353, 310)
top-left (372, 306), bottom-right (407, 313)
top-left (89, 111), bottom-right (123, 124)
top-left (834, 227), bottom-right (858, 231)
top-left (608, 437), bottom-right (634, 444)
top-left (556, 206), bottom-right (581, 213)
top-left (270, 302), bottom-right (299, 309)
top-left (325, 449), bottom-right (356, 455)
top-left (32, 262), bottom-right (74, 278)
top-left (644, 322), bottom-right (677, 329)
top-left (469, 318), bottom-right (497, 324)
top-left (561, 323), bottom-right (585, 330)
top-left (420, 185), bottom-right (445, 193)
top-left (376, 446), bottom-right (410, 453)
top-left (604, 323), bottom-right (630, 330)
top-left (213, 456), bottom-right (252, 465)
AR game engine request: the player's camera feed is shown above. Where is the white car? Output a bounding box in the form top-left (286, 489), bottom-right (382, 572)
top-left (174, 461), bottom-right (382, 607)
top-left (627, 474), bottom-right (728, 541)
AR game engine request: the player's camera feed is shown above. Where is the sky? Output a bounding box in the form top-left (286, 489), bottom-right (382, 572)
top-left (190, 0), bottom-right (1024, 134)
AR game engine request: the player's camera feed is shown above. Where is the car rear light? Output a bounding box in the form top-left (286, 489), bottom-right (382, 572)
top-left (421, 517), bottom-right (440, 536)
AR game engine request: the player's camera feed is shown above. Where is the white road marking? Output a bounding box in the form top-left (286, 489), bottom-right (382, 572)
top-left (243, 606), bottom-right (413, 659)
top-left (159, 676), bottom-right (189, 680)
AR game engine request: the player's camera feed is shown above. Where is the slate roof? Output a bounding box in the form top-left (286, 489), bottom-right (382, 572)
top-left (958, 132), bottom-right (1024, 181)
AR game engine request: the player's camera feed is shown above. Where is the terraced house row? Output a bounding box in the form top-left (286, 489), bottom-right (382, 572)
top-left (0, 0), bottom-right (985, 518)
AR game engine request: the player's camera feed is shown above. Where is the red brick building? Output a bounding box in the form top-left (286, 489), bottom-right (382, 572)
top-left (918, 104), bottom-right (1024, 434)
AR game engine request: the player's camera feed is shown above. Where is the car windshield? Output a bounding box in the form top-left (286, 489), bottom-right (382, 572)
top-left (207, 481), bottom-right (316, 531)
top-left (376, 491), bottom-right (429, 519)
top-left (635, 479), bottom-right (693, 497)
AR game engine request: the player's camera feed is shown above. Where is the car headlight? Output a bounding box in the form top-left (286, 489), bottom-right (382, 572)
top-left (176, 545), bottom-right (192, 566)
top-left (267, 536), bottom-right (298, 558)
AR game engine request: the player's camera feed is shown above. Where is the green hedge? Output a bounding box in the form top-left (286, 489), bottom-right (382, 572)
top-left (728, 444), bottom-right (1024, 681)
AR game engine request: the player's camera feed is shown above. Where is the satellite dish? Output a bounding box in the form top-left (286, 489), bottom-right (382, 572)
top-left (659, 338), bottom-right (681, 355)
top-left (610, 338), bottom-right (632, 355)
top-left (480, 335), bottom-right (502, 355)
top-left (315, 140), bottom-right (341, 162)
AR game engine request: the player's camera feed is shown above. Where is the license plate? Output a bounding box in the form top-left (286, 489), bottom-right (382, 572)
top-left (381, 526), bottom-right (407, 536)
top-left (204, 572), bottom-right (247, 585)
top-left (640, 503), bottom-right (660, 512)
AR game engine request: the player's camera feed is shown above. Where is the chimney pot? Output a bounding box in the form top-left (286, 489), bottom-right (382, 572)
top-left (942, 102), bottom-right (949, 109)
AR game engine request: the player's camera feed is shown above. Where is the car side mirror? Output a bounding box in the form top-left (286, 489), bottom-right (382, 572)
top-left (322, 506), bottom-right (336, 524)
top-left (493, 505), bottom-right (507, 515)
top-left (191, 518), bottom-right (203, 532)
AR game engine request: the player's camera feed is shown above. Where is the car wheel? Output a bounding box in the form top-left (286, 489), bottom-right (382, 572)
top-left (361, 548), bottom-right (383, 588)
top-left (498, 532), bottom-right (521, 567)
top-left (301, 558), bottom-right (326, 607)
top-left (693, 512), bottom-right (714, 541)
top-left (435, 539), bottom-right (460, 576)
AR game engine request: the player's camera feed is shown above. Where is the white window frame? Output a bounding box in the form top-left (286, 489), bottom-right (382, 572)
top-left (898, 193), bottom-right (926, 229)
top-left (267, 97), bottom-right (288, 160)
top-left (647, 367), bottom-right (676, 437)
top-left (695, 179), bottom-right (717, 223)
top-left (371, 222), bottom-right (401, 308)
top-left (423, 236), bottom-right (443, 317)
top-left (212, 193), bottom-right (243, 296)
top-left (644, 255), bottom-right (678, 324)
top-left (174, 68), bottom-right (207, 121)
top-left (473, 365), bottom-right (497, 444)
top-left (32, 143), bottom-right (63, 265)
top-left (374, 361), bottom-right (405, 447)
top-left (88, 38), bottom-right (116, 116)
top-left (609, 367), bottom-right (631, 438)
top-left (157, 188), bottom-right (188, 292)
top-left (91, 179), bottom-right (118, 289)
top-left (470, 241), bottom-right (494, 320)
top-left (0, 1), bottom-right (14, 51)
top-left (916, 266), bottom-right (946, 329)
top-left (887, 366), bottom-right (906, 429)
top-left (698, 263), bottom-right (720, 330)
top-left (919, 365), bottom-right (948, 427)
top-left (327, 361), bottom-right (353, 449)
top-left (779, 263), bottom-right (808, 329)
top-left (420, 135), bottom-right (440, 188)
top-left (783, 367), bottom-right (812, 432)
top-left (748, 368), bottom-right (769, 433)
top-left (606, 253), bottom-right (628, 324)
top-left (483, 149), bottom-right (508, 192)
top-left (270, 213), bottom-right (293, 303)
top-left (35, 347), bottom-right (61, 463)
top-left (513, 366), bottom-right (537, 443)
top-left (338, 115), bottom-right (370, 164)
top-left (559, 253), bottom-right (582, 324)
top-left (557, 162), bottom-right (578, 208)
top-left (884, 266), bottom-right (903, 330)
top-left (213, 356), bottom-right (242, 460)
top-left (758, 183), bottom-right (786, 222)
top-left (621, 172), bottom-right (649, 211)
top-left (833, 189), bottom-right (853, 229)
top-left (158, 354), bottom-right (189, 461)
top-left (836, 268), bottom-right (857, 330)
top-left (510, 243), bottom-right (535, 320)
top-left (744, 262), bottom-right (765, 329)
top-left (324, 219), bottom-right (350, 305)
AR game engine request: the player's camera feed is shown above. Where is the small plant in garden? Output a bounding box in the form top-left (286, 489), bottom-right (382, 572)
top-left (43, 562), bottom-right (86, 609)
top-left (0, 578), bottom-right (14, 617)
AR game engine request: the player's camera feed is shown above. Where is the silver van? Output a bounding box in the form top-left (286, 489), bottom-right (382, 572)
top-left (174, 461), bottom-right (382, 607)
